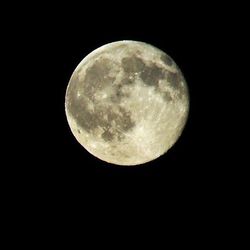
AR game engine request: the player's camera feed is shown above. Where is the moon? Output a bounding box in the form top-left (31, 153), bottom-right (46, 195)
top-left (65, 40), bottom-right (189, 165)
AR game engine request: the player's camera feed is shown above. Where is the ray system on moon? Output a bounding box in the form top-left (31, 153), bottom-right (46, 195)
top-left (65, 41), bottom-right (189, 166)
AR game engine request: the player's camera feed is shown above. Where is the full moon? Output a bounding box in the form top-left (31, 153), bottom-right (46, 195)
top-left (65, 41), bottom-right (189, 165)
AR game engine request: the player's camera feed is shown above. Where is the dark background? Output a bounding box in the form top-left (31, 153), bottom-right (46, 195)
top-left (5, 2), bottom-right (245, 243)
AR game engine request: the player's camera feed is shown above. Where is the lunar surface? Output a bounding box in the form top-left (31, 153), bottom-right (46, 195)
top-left (65, 40), bottom-right (189, 165)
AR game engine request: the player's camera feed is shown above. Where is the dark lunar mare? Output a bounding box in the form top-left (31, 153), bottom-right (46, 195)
top-left (166, 70), bottom-right (187, 99)
top-left (121, 55), bottom-right (185, 102)
top-left (121, 56), bottom-right (145, 74)
top-left (67, 57), bottom-right (135, 142)
top-left (140, 64), bottom-right (165, 86)
top-left (121, 55), bottom-right (166, 87)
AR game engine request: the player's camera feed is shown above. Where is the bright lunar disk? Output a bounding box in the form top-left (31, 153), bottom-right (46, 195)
top-left (65, 41), bottom-right (189, 165)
